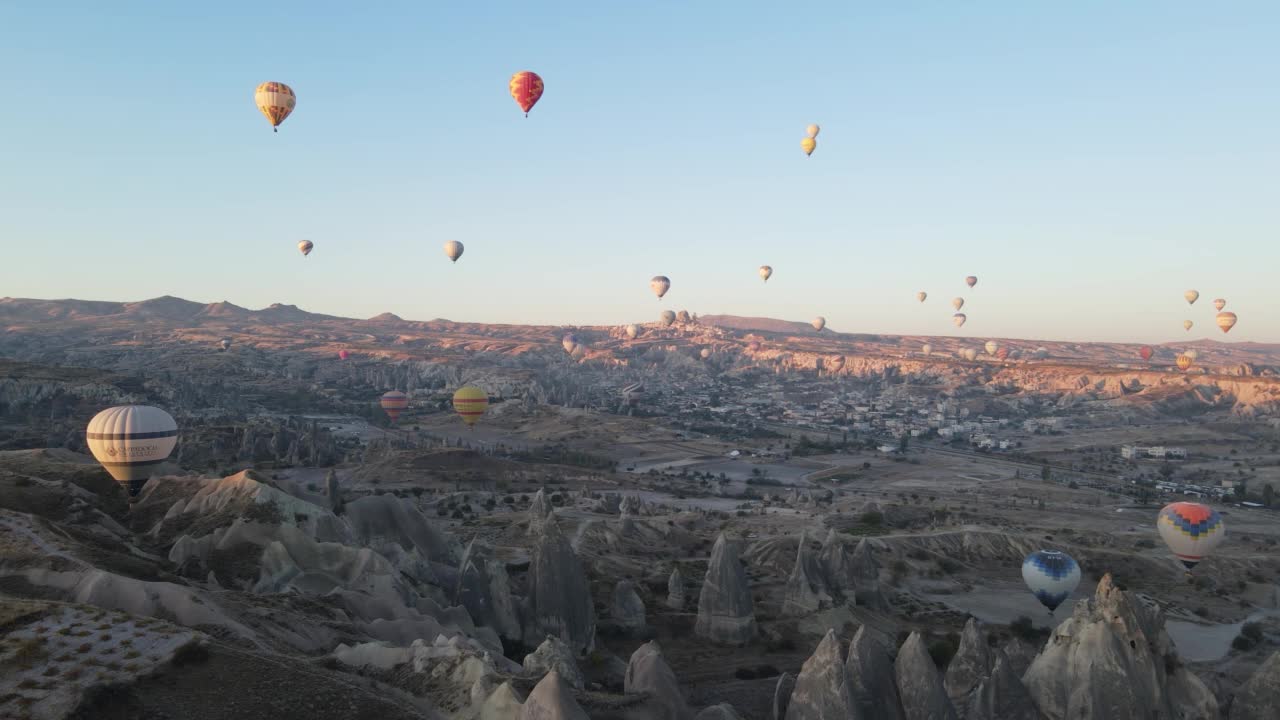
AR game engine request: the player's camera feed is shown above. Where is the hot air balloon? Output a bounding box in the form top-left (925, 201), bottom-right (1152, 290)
top-left (1185, 349), bottom-right (1199, 360)
top-left (1176, 354), bottom-right (1193, 371)
top-left (562, 333), bottom-right (579, 354)
top-left (921, 343), bottom-right (932, 356)
top-left (622, 382), bottom-right (645, 406)
top-left (380, 391), bottom-right (409, 422)
top-left (452, 386), bottom-right (489, 428)
top-left (801, 137), bottom-right (816, 156)
top-left (298, 240), bottom-right (313, 257)
top-left (1158, 502), bottom-right (1225, 571)
top-left (1183, 320), bottom-right (1194, 331)
top-left (828, 355), bottom-right (845, 374)
top-left (759, 265), bottom-right (773, 283)
top-left (219, 339), bottom-right (231, 352)
top-left (1139, 346), bottom-right (1154, 361)
top-left (443, 241), bottom-right (464, 263)
top-left (86, 405), bottom-right (178, 496)
top-left (812, 317), bottom-right (826, 332)
top-left (963, 348), bottom-right (979, 361)
top-left (953, 313), bottom-right (967, 328)
top-left (985, 340), bottom-right (999, 356)
top-left (700, 348), bottom-right (712, 360)
top-left (624, 324), bottom-right (640, 340)
top-left (650, 276), bottom-right (671, 300)
top-left (254, 81), bottom-right (295, 132)
top-left (1035, 347), bottom-right (1049, 360)
top-left (1022, 550), bottom-right (1081, 613)
top-left (1213, 298), bottom-right (1226, 311)
top-left (676, 310), bottom-right (691, 324)
top-left (338, 350), bottom-right (350, 361)
top-left (1184, 290), bottom-right (1199, 305)
top-left (1216, 312), bottom-right (1237, 334)
top-left (952, 297), bottom-right (965, 311)
top-left (916, 292), bottom-right (927, 303)
top-left (660, 310), bottom-right (676, 327)
top-left (996, 347), bottom-right (1010, 361)
top-left (805, 124), bottom-right (820, 139)
top-left (965, 276), bottom-right (978, 289)
top-left (509, 71), bottom-right (544, 116)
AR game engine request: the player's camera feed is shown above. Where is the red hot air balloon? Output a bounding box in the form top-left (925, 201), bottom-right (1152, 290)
top-left (1139, 346), bottom-right (1153, 361)
top-left (338, 350), bottom-right (350, 361)
top-left (380, 391), bottom-right (409, 422)
top-left (996, 347), bottom-right (1009, 361)
top-left (509, 71), bottom-right (544, 116)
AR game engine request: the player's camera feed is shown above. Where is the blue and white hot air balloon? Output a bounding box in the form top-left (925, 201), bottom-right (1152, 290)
top-left (1022, 550), bottom-right (1081, 613)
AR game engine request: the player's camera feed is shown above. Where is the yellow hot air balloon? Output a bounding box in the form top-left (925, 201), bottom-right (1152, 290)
top-left (86, 405), bottom-right (178, 496)
top-left (1176, 354), bottom-right (1193, 371)
top-left (452, 386), bottom-right (489, 428)
top-left (1184, 290), bottom-right (1199, 305)
top-left (1216, 311), bottom-right (1237, 334)
top-left (380, 391), bottom-right (409, 422)
top-left (255, 81), bottom-right (296, 132)
top-left (806, 124), bottom-right (820, 139)
top-left (443, 241), bottom-right (464, 263)
top-left (801, 137), bottom-right (817, 156)
top-left (1183, 320), bottom-right (1194, 331)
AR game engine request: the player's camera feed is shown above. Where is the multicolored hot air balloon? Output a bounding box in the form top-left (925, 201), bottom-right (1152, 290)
top-left (985, 340), bottom-right (999, 356)
top-left (916, 291), bottom-right (927, 303)
top-left (298, 240), bottom-right (313, 257)
top-left (86, 405), bottom-right (178, 496)
top-left (1213, 298), bottom-right (1226, 311)
top-left (1139, 346), bottom-right (1154, 361)
top-left (452, 386), bottom-right (489, 428)
top-left (1176, 354), bottom-right (1193, 371)
top-left (1185, 290), bottom-right (1200, 305)
top-left (1183, 320), bottom-right (1194, 331)
top-left (806, 124), bottom-right (820, 139)
top-left (921, 343), bottom-right (932, 356)
top-left (1158, 502), bottom-right (1225, 571)
top-left (651, 276), bottom-right (671, 300)
top-left (1216, 312), bottom-right (1237, 334)
top-left (759, 265), bottom-right (773, 283)
top-left (255, 81), bottom-right (296, 132)
top-left (380, 391), bottom-right (409, 422)
top-left (811, 316), bottom-right (826, 332)
top-left (953, 313), bottom-right (967, 328)
top-left (509, 71), bottom-right (544, 116)
top-left (952, 297), bottom-right (965, 311)
top-left (444, 241), bottom-right (464, 263)
top-left (965, 276), bottom-right (978, 289)
top-left (801, 137), bottom-right (816, 156)
top-left (660, 310), bottom-right (676, 327)
top-left (624, 324), bottom-right (640, 340)
top-left (338, 350), bottom-right (350, 361)
top-left (1022, 550), bottom-right (1081, 613)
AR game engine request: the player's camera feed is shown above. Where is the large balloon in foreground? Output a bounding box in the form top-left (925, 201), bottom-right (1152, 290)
top-left (298, 240), bottom-right (313, 257)
top-left (952, 297), bottom-right (965, 311)
top-left (759, 265), bottom-right (773, 283)
top-left (1158, 502), bottom-right (1225, 571)
top-left (624, 324), bottom-right (640, 340)
top-left (1176, 354), bottom-right (1193, 371)
top-left (650, 276), bottom-right (671, 300)
top-left (1213, 298), bottom-right (1226, 311)
top-left (952, 313), bottom-right (967, 328)
top-left (985, 340), bottom-right (999, 356)
top-left (1215, 312), bottom-right (1237, 334)
top-left (509, 71), bottom-right (544, 116)
top-left (801, 137), bottom-right (816, 156)
top-left (255, 81), bottom-right (296, 132)
top-left (1022, 550), bottom-right (1081, 613)
top-left (1183, 320), bottom-right (1194, 331)
top-left (443, 241), bottom-right (464, 263)
top-left (811, 316), bottom-right (826, 332)
top-left (86, 405), bottom-right (178, 496)
top-left (660, 310), bottom-right (676, 327)
top-left (1139, 346), bottom-right (1153, 361)
top-left (916, 291), bottom-right (927, 303)
top-left (921, 343), bottom-right (932, 356)
top-left (380, 391), bottom-right (409, 422)
top-left (1184, 290), bottom-right (1199, 305)
top-left (965, 275), bottom-right (978, 289)
top-left (805, 124), bottom-right (820, 139)
top-left (452, 386), bottom-right (489, 428)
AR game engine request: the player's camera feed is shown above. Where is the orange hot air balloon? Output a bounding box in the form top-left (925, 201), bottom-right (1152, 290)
top-left (1139, 346), bottom-right (1153, 361)
top-left (452, 386), bottom-right (489, 428)
top-left (380, 391), bottom-right (409, 422)
top-left (509, 71), bottom-right (544, 116)
top-left (1176, 354), bottom-right (1193, 371)
top-left (1215, 312), bottom-right (1237, 334)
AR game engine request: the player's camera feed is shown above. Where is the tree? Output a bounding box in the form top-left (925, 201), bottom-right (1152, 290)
top-left (1263, 484), bottom-right (1275, 508)
top-left (1041, 464), bottom-right (1051, 482)
top-left (899, 435), bottom-right (910, 452)
top-left (1235, 479), bottom-right (1250, 502)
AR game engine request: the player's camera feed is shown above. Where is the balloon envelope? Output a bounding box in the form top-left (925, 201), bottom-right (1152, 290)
top-left (996, 347), bottom-right (1009, 361)
top-left (650, 276), bottom-right (671, 299)
top-left (452, 386), bottom-right (489, 427)
top-left (965, 276), bottom-right (978, 288)
top-left (219, 339), bottom-right (231, 351)
top-left (1215, 312), bottom-right (1237, 334)
top-left (443, 241), bottom-right (464, 263)
top-left (801, 137), bottom-right (816, 156)
top-left (921, 343), bottom-right (932, 355)
top-left (1158, 502), bottom-right (1225, 570)
top-left (1139, 346), bottom-right (1154, 361)
top-left (624, 324), bottom-right (640, 340)
top-left (811, 316), bottom-right (826, 332)
top-left (1176, 354), bottom-right (1193, 371)
top-left (985, 340), bottom-right (999, 356)
top-left (255, 81), bottom-right (296, 131)
top-left (1183, 320), bottom-right (1194, 331)
top-left (298, 240), bottom-right (313, 257)
top-left (916, 291), bottom-right (927, 303)
top-left (380, 391), bottom-right (409, 422)
top-left (338, 350), bottom-right (350, 360)
top-left (699, 348), bottom-right (711, 359)
top-left (86, 405), bottom-right (178, 495)
top-left (1213, 298), bottom-right (1226, 311)
top-left (509, 71), bottom-right (544, 115)
top-left (1184, 290), bottom-right (1199, 305)
top-left (805, 123), bottom-right (820, 138)
top-left (952, 313), bottom-right (967, 327)
top-left (1022, 550), bottom-right (1081, 612)
top-left (759, 265), bottom-right (773, 282)
top-left (828, 355), bottom-right (845, 373)
top-left (952, 297), bottom-right (965, 311)
top-left (562, 333), bottom-right (578, 354)
top-left (660, 310), bottom-right (676, 326)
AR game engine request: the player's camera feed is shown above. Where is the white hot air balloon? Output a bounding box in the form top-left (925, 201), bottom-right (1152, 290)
top-left (963, 348), bottom-right (979, 361)
top-left (952, 313), bottom-right (967, 328)
top-left (806, 123), bottom-right (820, 139)
top-left (624, 324), bottom-right (640, 340)
top-left (86, 405), bottom-right (178, 496)
top-left (1158, 502), bottom-right (1225, 571)
top-left (811, 317), bottom-right (826, 332)
top-left (921, 343), bottom-right (932, 356)
top-left (985, 340), bottom-right (999, 356)
top-left (916, 291), bottom-right (927, 303)
top-left (699, 348), bottom-right (712, 360)
top-left (443, 240), bottom-right (464, 263)
top-left (759, 265), bottom-right (773, 283)
top-left (1184, 349), bottom-right (1199, 360)
top-left (952, 297), bottom-right (965, 311)
top-left (1184, 290), bottom-right (1199, 305)
top-left (650, 276), bottom-right (671, 300)
top-left (1021, 550), bottom-right (1081, 613)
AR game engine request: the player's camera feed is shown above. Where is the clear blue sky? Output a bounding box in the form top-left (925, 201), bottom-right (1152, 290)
top-left (2, 2), bottom-right (1276, 343)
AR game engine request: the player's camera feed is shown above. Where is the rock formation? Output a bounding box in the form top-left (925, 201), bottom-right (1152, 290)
top-left (782, 533), bottom-right (827, 616)
top-left (850, 538), bottom-right (887, 609)
top-left (696, 704), bottom-right (744, 720)
top-left (324, 468), bottom-right (343, 514)
top-left (818, 529), bottom-right (855, 596)
top-left (1022, 573), bottom-right (1218, 720)
top-left (456, 540), bottom-right (522, 642)
top-left (847, 625), bottom-right (904, 720)
top-left (785, 629), bottom-right (855, 720)
top-left (481, 682), bottom-right (524, 720)
top-left (525, 518), bottom-right (596, 655)
top-left (624, 640), bottom-right (692, 720)
top-left (528, 488), bottom-right (554, 536)
top-left (773, 672), bottom-right (796, 720)
top-left (613, 580), bottom-right (647, 633)
top-left (965, 652), bottom-right (1040, 720)
top-left (895, 632), bottom-right (959, 720)
top-left (524, 635), bottom-right (584, 690)
top-left (944, 618), bottom-right (994, 709)
top-left (1231, 651), bottom-right (1280, 720)
top-left (694, 533), bottom-right (756, 645)
top-left (666, 566), bottom-right (686, 610)
top-left (518, 670), bottom-right (589, 720)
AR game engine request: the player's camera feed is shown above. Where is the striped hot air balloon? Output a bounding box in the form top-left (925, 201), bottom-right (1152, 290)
top-left (1158, 502), bottom-right (1225, 571)
top-left (1022, 550), bottom-right (1081, 613)
top-left (380, 391), bottom-right (409, 422)
top-left (509, 71), bottom-right (544, 116)
top-left (996, 346), bottom-right (1010, 361)
top-left (297, 240), bottom-right (313, 257)
top-left (86, 405), bottom-right (178, 496)
top-left (1176, 354), bottom-right (1193, 371)
top-left (255, 81), bottom-right (296, 132)
top-left (1216, 311), bottom-right (1237, 334)
top-left (452, 386), bottom-right (489, 428)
